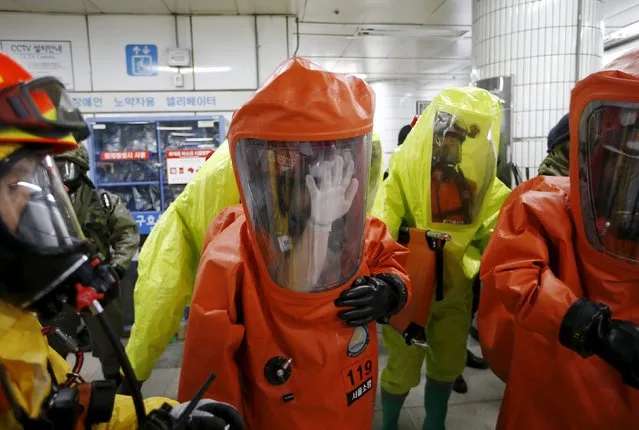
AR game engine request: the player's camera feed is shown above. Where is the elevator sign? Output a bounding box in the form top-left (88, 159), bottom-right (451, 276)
top-left (125, 44), bottom-right (158, 77)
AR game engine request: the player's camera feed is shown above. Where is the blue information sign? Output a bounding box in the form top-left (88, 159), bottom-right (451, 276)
top-left (125, 44), bottom-right (158, 77)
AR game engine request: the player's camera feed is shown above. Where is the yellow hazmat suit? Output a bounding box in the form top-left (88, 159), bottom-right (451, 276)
top-left (126, 134), bottom-right (384, 380)
top-left (0, 302), bottom-right (175, 429)
top-left (373, 87), bottom-right (509, 429)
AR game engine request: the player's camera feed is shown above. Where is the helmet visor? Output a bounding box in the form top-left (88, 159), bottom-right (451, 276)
top-left (579, 102), bottom-right (639, 263)
top-left (0, 149), bottom-right (84, 251)
top-left (0, 76), bottom-right (86, 134)
top-left (234, 134), bottom-right (371, 293)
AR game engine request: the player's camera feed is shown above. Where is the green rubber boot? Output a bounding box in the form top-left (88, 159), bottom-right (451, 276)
top-left (381, 389), bottom-right (408, 430)
top-left (423, 377), bottom-right (453, 430)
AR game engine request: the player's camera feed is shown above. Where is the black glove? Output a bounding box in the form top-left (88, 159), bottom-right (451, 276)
top-left (116, 377), bottom-right (144, 396)
top-left (169, 399), bottom-right (246, 430)
top-left (91, 262), bottom-right (120, 307)
top-left (112, 263), bottom-right (127, 280)
top-left (560, 298), bottom-right (639, 389)
top-left (335, 274), bottom-right (408, 327)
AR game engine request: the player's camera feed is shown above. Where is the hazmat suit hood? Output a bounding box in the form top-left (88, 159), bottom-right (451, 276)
top-left (570, 48), bottom-right (639, 270)
top-left (373, 87), bottom-right (503, 278)
top-left (228, 57), bottom-right (375, 293)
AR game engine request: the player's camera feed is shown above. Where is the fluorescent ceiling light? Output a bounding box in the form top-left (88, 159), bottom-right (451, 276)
top-left (604, 21), bottom-right (639, 48)
top-left (158, 126), bottom-right (193, 130)
top-left (353, 24), bottom-right (468, 39)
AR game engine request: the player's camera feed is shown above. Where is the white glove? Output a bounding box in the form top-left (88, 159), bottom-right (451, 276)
top-left (305, 154), bottom-right (359, 230)
top-left (169, 399), bottom-right (245, 430)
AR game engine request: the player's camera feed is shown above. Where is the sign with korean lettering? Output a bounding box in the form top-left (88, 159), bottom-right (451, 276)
top-left (1, 40), bottom-right (74, 89)
top-left (133, 211), bottom-right (160, 235)
top-left (100, 151), bottom-right (150, 161)
top-left (68, 91), bottom-right (252, 113)
top-left (165, 149), bottom-right (213, 184)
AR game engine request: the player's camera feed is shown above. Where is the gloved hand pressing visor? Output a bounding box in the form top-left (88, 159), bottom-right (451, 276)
top-left (306, 152), bottom-right (359, 230)
top-left (234, 135), bottom-right (371, 293)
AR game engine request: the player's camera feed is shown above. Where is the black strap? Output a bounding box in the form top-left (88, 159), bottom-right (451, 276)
top-left (453, 167), bottom-right (473, 224)
top-left (426, 234), bottom-right (447, 302)
top-left (434, 246), bottom-right (445, 301)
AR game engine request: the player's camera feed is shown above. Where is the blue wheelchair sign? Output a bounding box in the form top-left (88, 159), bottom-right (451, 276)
top-left (125, 44), bottom-right (158, 77)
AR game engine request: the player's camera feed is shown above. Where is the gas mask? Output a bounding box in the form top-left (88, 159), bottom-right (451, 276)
top-left (0, 148), bottom-right (118, 318)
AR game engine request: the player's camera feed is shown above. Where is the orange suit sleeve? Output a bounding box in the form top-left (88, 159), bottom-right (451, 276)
top-left (364, 216), bottom-right (411, 293)
top-left (478, 177), bottom-right (582, 379)
top-left (177, 207), bottom-right (246, 415)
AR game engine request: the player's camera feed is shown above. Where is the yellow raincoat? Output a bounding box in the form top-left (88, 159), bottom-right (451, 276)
top-left (0, 302), bottom-right (176, 429)
top-left (373, 88), bottom-right (510, 389)
top-left (126, 134), bottom-right (384, 380)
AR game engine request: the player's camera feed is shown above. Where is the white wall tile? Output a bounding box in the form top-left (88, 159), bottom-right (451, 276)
top-left (0, 13), bottom-right (92, 91)
top-left (192, 16), bottom-right (257, 90)
top-left (256, 16), bottom-right (288, 85)
top-left (473, 0), bottom-right (602, 171)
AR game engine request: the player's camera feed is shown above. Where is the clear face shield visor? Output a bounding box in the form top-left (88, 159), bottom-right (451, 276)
top-left (0, 149), bottom-right (85, 252)
top-left (234, 134), bottom-right (372, 293)
top-left (579, 103), bottom-right (639, 263)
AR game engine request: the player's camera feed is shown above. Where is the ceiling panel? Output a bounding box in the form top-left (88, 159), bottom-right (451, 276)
top-left (0, 0), bottom-right (27, 11)
top-left (296, 34), bottom-right (352, 57)
top-left (255, 0), bottom-right (294, 14)
top-left (90, 0), bottom-right (169, 14)
top-left (418, 58), bottom-right (466, 74)
top-left (604, 4), bottom-right (639, 33)
top-left (424, 0), bottom-right (472, 26)
top-left (14, 0), bottom-right (100, 13)
top-left (301, 0), bottom-right (369, 23)
top-left (236, 0), bottom-right (294, 14)
top-left (342, 36), bottom-right (401, 57)
top-left (603, 0), bottom-right (638, 19)
top-left (299, 23), bottom-right (359, 36)
top-left (436, 37), bottom-right (472, 57)
top-left (168, 0), bottom-right (237, 14)
top-left (390, 38), bottom-right (457, 59)
top-left (302, 0), bottom-right (463, 24)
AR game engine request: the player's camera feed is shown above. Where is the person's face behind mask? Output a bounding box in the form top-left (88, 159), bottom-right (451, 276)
top-left (55, 159), bottom-right (82, 193)
top-left (438, 134), bottom-right (463, 166)
top-left (0, 148), bottom-right (92, 313)
top-left (580, 103), bottom-right (639, 262)
top-left (0, 152), bottom-right (82, 249)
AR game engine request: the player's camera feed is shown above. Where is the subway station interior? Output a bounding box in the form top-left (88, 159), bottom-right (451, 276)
top-left (0, 0), bottom-right (639, 429)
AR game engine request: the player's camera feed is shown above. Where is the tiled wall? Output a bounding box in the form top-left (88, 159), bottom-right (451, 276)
top-left (472, 0), bottom-right (603, 175)
top-left (371, 80), bottom-right (420, 167)
top-left (371, 80), bottom-right (469, 167)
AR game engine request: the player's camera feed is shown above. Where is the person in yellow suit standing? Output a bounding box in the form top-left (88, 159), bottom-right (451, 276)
top-left (124, 131), bottom-right (384, 387)
top-left (373, 87), bottom-right (510, 430)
